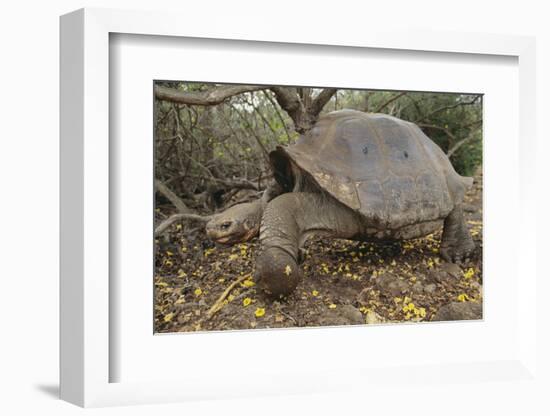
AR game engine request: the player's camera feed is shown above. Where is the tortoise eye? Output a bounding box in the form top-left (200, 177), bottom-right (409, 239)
top-left (220, 221), bottom-right (232, 230)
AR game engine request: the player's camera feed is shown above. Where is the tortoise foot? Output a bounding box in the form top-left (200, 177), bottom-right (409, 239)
top-left (440, 204), bottom-right (476, 264)
top-left (255, 247), bottom-right (301, 298)
top-left (440, 238), bottom-right (476, 263)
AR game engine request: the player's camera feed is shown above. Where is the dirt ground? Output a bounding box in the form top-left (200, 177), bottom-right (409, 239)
top-left (154, 172), bottom-right (483, 333)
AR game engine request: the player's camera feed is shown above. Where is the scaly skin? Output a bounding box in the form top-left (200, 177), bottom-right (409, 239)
top-left (206, 188), bottom-right (475, 297)
top-left (255, 193), bottom-right (475, 297)
top-left (439, 204), bottom-right (476, 262)
top-left (205, 182), bottom-right (284, 244)
top-left (255, 192), bottom-right (363, 297)
top-left (205, 199), bottom-right (263, 245)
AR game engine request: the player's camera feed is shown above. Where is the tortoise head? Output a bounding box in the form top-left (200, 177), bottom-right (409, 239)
top-left (206, 199), bottom-right (263, 245)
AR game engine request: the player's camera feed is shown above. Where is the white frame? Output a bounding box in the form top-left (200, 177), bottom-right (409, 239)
top-left (60, 8), bottom-right (537, 407)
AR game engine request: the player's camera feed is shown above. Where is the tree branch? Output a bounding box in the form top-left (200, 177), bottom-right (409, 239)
top-left (269, 86), bottom-right (336, 134)
top-left (417, 123), bottom-right (457, 144)
top-left (154, 213), bottom-right (212, 237)
top-left (374, 91), bottom-right (407, 113)
top-left (262, 90), bottom-right (293, 142)
top-left (155, 179), bottom-right (192, 213)
top-left (447, 134), bottom-right (478, 157)
top-left (310, 88), bottom-right (338, 116)
top-left (154, 84), bottom-right (265, 105)
top-left (270, 86), bottom-right (300, 115)
top-left (414, 96), bottom-right (480, 123)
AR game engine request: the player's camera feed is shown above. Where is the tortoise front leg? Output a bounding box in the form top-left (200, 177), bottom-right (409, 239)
top-left (255, 192), bottom-right (363, 297)
top-left (440, 204), bottom-right (476, 263)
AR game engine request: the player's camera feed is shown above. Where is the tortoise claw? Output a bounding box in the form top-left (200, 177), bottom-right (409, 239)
top-left (440, 242), bottom-right (475, 264)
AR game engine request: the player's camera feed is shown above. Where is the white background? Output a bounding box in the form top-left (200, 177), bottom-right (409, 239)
top-left (0, 0), bottom-right (548, 415)
top-left (112, 34), bottom-right (519, 384)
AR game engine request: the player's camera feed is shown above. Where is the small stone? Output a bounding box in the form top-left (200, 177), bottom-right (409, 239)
top-left (375, 273), bottom-right (409, 297)
top-left (365, 311), bottom-right (385, 325)
top-left (318, 313), bottom-right (350, 327)
top-left (424, 283), bottom-right (437, 294)
top-left (439, 262), bottom-right (462, 278)
top-left (339, 305), bottom-right (364, 324)
top-left (357, 288), bottom-right (371, 305)
top-left (411, 282), bottom-right (424, 294)
top-left (432, 302), bottom-right (482, 321)
top-left (318, 305), bottom-right (364, 326)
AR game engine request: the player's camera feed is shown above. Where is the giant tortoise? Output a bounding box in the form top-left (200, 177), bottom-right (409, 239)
top-left (206, 109), bottom-right (476, 297)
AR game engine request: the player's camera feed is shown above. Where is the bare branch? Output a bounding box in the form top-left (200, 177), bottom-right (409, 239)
top-left (154, 84), bottom-right (265, 105)
top-left (204, 274), bottom-right (251, 320)
top-left (310, 88), bottom-right (338, 115)
top-left (447, 134), bottom-right (478, 157)
top-left (270, 86), bottom-right (300, 115)
top-left (414, 96), bottom-right (480, 123)
top-left (185, 175), bottom-right (261, 191)
top-left (154, 213), bottom-right (212, 237)
top-left (262, 90), bottom-right (293, 142)
top-left (417, 123), bottom-right (457, 144)
top-left (229, 103), bottom-right (270, 161)
top-left (270, 86), bottom-right (336, 134)
top-left (374, 91), bottom-right (407, 113)
top-left (155, 179), bottom-right (193, 213)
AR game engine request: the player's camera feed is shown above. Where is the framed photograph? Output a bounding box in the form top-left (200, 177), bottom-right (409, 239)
top-left (152, 81), bottom-right (484, 334)
top-left (60, 8), bottom-right (538, 408)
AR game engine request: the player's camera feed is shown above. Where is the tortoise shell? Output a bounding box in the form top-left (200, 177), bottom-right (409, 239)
top-left (270, 110), bottom-right (473, 230)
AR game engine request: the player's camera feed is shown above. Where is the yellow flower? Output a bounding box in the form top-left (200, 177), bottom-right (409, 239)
top-left (463, 268), bottom-right (475, 279)
top-left (312, 290), bottom-right (319, 297)
top-left (177, 269), bottom-right (187, 278)
top-left (228, 254), bottom-right (239, 261)
top-left (284, 265), bottom-right (292, 276)
top-left (328, 304), bottom-right (337, 309)
top-left (457, 293), bottom-right (469, 302)
top-left (242, 279), bottom-right (255, 288)
top-left (254, 307), bottom-right (266, 318)
top-left (402, 302), bottom-right (415, 312)
top-left (418, 307), bottom-right (427, 318)
top-left (194, 287), bottom-right (202, 297)
top-left (243, 297), bottom-right (252, 307)
top-left (203, 248), bottom-right (215, 257)
top-left (163, 313), bottom-right (174, 322)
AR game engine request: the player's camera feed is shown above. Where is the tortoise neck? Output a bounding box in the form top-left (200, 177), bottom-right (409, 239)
top-left (259, 192), bottom-right (363, 258)
top-left (255, 192), bottom-right (363, 297)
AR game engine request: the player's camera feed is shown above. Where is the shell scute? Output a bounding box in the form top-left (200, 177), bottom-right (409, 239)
top-left (273, 110), bottom-right (471, 229)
